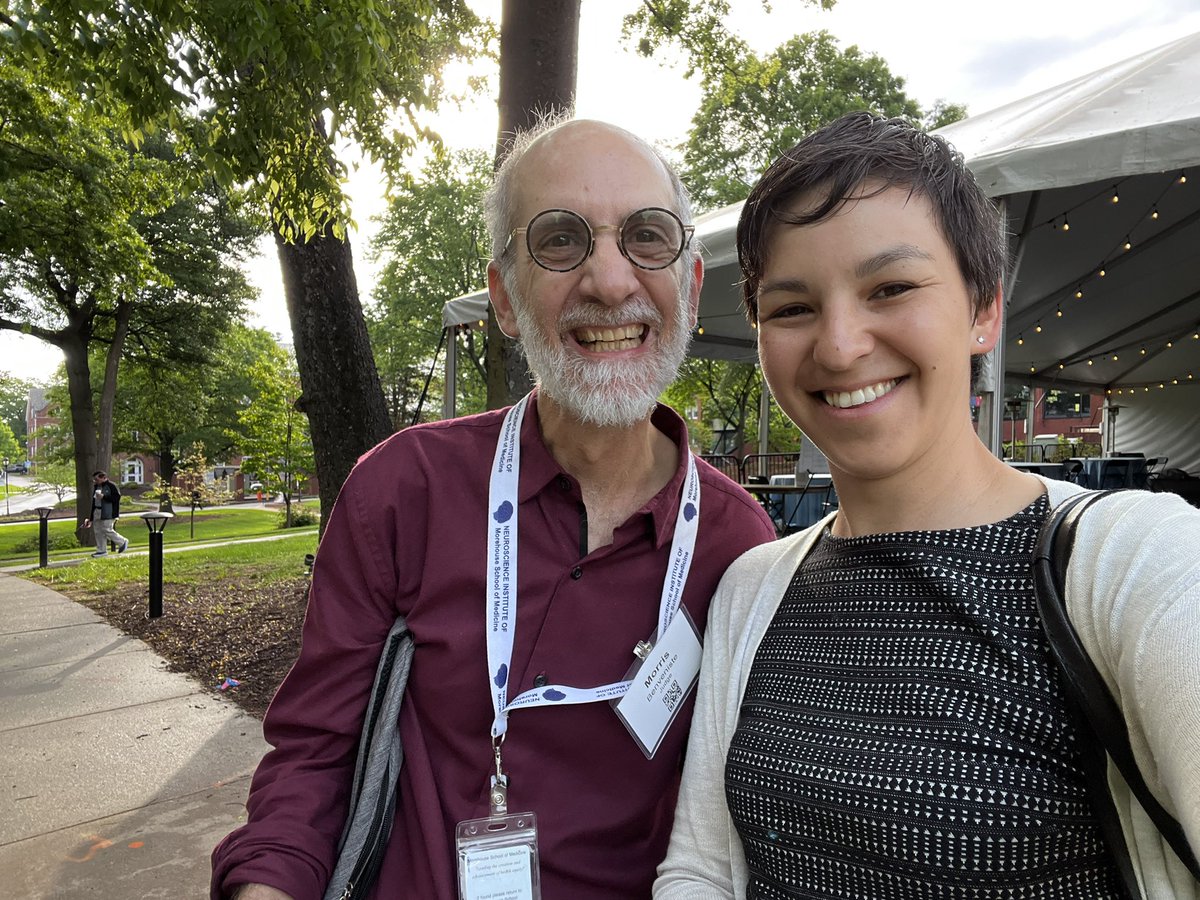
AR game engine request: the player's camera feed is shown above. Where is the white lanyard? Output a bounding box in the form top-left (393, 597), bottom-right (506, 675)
top-left (484, 394), bottom-right (701, 741)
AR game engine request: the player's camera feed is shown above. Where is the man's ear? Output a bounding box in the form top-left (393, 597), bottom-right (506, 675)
top-left (971, 281), bottom-right (1004, 354)
top-left (686, 255), bottom-right (704, 331)
top-left (487, 262), bottom-right (520, 339)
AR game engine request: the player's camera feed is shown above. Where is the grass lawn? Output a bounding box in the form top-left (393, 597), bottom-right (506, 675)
top-left (26, 530), bottom-right (319, 591)
top-left (0, 503), bottom-right (317, 566)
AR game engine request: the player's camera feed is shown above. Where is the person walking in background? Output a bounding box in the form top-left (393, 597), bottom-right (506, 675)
top-left (656, 112), bottom-right (1200, 899)
top-left (82, 470), bottom-right (127, 557)
top-left (212, 115), bottom-right (777, 900)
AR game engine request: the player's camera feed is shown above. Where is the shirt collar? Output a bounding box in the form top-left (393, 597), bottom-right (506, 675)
top-left (517, 392), bottom-right (692, 549)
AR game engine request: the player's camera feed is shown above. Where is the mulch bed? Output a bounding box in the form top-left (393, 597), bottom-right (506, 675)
top-left (62, 576), bottom-right (310, 718)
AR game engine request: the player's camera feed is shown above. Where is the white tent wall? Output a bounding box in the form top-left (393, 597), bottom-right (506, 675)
top-left (1115, 387), bottom-right (1200, 474)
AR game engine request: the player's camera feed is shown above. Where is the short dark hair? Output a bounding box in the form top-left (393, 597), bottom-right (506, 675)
top-left (737, 111), bottom-right (1006, 322)
top-left (93, 471), bottom-right (106, 478)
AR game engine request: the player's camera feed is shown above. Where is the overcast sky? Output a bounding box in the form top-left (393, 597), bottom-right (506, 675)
top-left (7, 0), bottom-right (1200, 380)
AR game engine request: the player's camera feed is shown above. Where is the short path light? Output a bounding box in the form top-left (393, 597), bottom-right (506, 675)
top-left (141, 511), bottom-right (174, 618)
top-left (35, 507), bottom-right (52, 568)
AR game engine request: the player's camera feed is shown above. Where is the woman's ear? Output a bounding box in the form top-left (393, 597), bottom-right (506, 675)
top-left (971, 282), bottom-right (1004, 354)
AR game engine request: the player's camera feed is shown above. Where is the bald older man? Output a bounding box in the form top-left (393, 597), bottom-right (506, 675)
top-left (212, 117), bottom-right (775, 900)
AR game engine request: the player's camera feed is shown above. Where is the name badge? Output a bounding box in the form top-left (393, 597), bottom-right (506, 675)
top-left (456, 812), bottom-right (541, 900)
top-left (613, 608), bottom-right (702, 759)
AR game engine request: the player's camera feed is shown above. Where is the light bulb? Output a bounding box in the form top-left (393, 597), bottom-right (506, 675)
top-left (1111, 187), bottom-right (1119, 203)
top-left (1056, 307), bottom-right (1063, 318)
top-left (1151, 208), bottom-right (1159, 220)
top-left (1087, 359), bottom-right (1094, 366)
top-left (1123, 238), bottom-right (1132, 251)
top-left (1099, 268), bottom-right (1106, 277)
top-left (1035, 323), bottom-right (1043, 333)
top-left (1017, 335), bottom-right (1024, 345)
top-left (1112, 354), bottom-right (1119, 361)
top-left (1140, 347), bottom-right (1147, 355)
top-left (1061, 217), bottom-right (1070, 231)
top-left (1075, 288), bottom-right (1083, 299)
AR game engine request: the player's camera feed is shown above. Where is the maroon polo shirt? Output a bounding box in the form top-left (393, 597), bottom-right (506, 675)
top-left (212, 394), bottom-right (775, 900)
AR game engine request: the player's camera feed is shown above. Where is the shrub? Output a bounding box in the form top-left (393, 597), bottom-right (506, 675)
top-left (11, 532), bottom-right (81, 553)
top-left (277, 505), bottom-right (319, 529)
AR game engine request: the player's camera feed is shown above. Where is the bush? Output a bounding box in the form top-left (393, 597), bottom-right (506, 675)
top-left (277, 505), bottom-right (319, 528)
top-left (11, 532), bottom-right (81, 553)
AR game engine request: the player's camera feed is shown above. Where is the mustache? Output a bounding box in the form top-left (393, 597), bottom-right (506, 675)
top-left (556, 297), bottom-right (664, 332)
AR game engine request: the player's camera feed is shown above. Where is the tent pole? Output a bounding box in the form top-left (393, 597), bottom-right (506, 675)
top-left (986, 192), bottom-right (1040, 457)
top-left (758, 380), bottom-right (771, 455)
top-left (442, 326), bottom-right (458, 420)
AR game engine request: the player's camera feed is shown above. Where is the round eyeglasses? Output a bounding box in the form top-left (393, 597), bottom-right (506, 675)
top-left (506, 207), bottom-right (694, 272)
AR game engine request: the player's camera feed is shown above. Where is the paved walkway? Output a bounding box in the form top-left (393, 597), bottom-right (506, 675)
top-left (0, 572), bottom-right (270, 898)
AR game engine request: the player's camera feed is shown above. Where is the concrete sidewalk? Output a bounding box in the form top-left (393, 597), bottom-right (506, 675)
top-left (0, 572), bottom-right (270, 898)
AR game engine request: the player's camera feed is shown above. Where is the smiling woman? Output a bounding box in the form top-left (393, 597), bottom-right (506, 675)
top-left (656, 112), bottom-right (1200, 900)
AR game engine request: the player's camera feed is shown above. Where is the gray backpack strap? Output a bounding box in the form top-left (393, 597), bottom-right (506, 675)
top-left (323, 616), bottom-right (415, 900)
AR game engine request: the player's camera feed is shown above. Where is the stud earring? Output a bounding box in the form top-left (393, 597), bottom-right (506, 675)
top-left (976, 336), bottom-right (986, 345)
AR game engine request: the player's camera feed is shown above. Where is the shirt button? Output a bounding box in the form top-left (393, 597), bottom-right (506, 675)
top-left (533, 674), bottom-right (549, 687)
top-left (557, 475), bottom-right (571, 490)
top-left (570, 566), bottom-right (583, 580)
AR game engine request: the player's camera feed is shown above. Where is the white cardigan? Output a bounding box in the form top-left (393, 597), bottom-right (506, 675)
top-left (655, 478), bottom-right (1200, 899)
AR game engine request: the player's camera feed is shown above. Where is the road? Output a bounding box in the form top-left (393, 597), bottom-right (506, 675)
top-left (0, 473), bottom-right (72, 517)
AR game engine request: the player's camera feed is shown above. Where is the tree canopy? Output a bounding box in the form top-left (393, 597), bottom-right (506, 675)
top-left (0, 0), bottom-right (490, 239)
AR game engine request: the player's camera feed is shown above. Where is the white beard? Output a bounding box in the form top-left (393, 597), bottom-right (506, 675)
top-left (511, 288), bottom-right (693, 429)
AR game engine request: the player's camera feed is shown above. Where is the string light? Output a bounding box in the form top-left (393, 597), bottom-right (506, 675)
top-left (1060, 216), bottom-right (1070, 231)
top-left (1016, 334), bottom-right (1025, 345)
top-left (1087, 359), bottom-right (1094, 366)
top-left (1058, 363), bottom-right (1065, 370)
top-left (1111, 186), bottom-right (1120, 203)
top-left (1123, 236), bottom-right (1132, 251)
top-left (1056, 306), bottom-right (1063, 318)
top-left (1151, 207), bottom-right (1159, 220)
top-left (477, 319), bottom-right (485, 328)
top-left (696, 322), bottom-right (705, 335)
top-left (1140, 347), bottom-right (1147, 355)
top-left (1181, 172), bottom-right (1189, 184)
top-left (1112, 354), bottom-right (1120, 361)
top-left (1075, 287), bottom-right (1084, 299)
top-left (1167, 341), bottom-right (1173, 348)
top-left (1029, 366), bottom-right (1037, 373)
top-left (1035, 323), bottom-right (1043, 333)
top-left (1098, 268), bottom-right (1106, 277)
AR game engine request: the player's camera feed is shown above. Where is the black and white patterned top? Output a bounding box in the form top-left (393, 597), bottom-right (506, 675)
top-left (725, 493), bottom-right (1123, 899)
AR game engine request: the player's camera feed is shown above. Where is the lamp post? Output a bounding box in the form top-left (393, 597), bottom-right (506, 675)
top-left (141, 511), bottom-right (174, 618)
top-left (2, 457), bottom-right (8, 517)
top-left (35, 506), bottom-right (52, 568)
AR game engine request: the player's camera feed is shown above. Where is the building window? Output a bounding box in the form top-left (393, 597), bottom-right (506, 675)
top-left (1043, 390), bottom-right (1091, 418)
top-left (123, 459), bottom-right (144, 484)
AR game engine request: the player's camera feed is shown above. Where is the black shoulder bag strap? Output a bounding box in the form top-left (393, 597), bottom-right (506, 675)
top-left (1033, 490), bottom-right (1200, 894)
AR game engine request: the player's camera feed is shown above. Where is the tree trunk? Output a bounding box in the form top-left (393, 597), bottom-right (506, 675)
top-left (275, 226), bottom-right (392, 531)
top-left (61, 331), bottom-right (99, 545)
top-left (486, 0), bottom-right (581, 409)
top-left (157, 432), bottom-right (177, 486)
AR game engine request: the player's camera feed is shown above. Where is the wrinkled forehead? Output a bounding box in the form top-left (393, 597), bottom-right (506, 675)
top-left (513, 123), bottom-right (677, 223)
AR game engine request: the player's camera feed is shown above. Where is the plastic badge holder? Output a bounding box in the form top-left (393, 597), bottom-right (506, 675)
top-left (456, 812), bottom-right (541, 900)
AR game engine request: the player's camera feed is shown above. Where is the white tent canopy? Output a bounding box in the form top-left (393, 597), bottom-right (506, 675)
top-left (935, 31), bottom-right (1200, 472)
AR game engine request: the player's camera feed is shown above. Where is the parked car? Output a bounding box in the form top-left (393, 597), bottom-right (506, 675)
top-left (5, 462), bottom-right (29, 474)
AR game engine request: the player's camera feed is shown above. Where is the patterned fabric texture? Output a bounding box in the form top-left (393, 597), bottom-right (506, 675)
top-left (725, 493), bottom-right (1124, 898)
